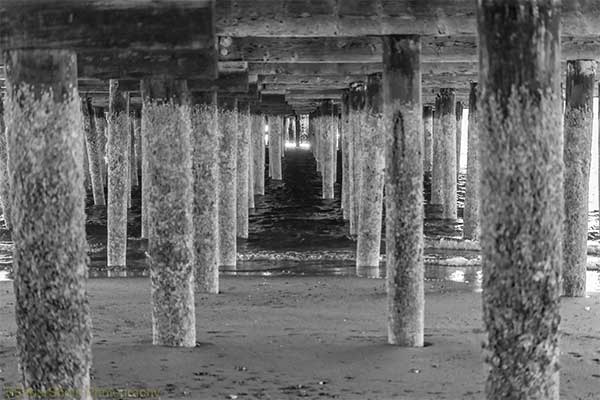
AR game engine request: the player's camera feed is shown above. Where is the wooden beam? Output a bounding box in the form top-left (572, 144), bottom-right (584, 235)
top-left (78, 50), bottom-right (217, 80)
top-left (220, 36), bottom-right (600, 63)
top-left (1, 1), bottom-right (213, 51)
top-left (216, 0), bottom-right (600, 37)
top-left (77, 72), bottom-right (248, 94)
top-left (259, 74), bottom-right (478, 87)
top-left (249, 62), bottom-right (479, 76)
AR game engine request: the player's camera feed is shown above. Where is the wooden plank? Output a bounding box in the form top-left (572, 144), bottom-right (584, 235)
top-left (1, 0), bottom-right (213, 51)
top-left (221, 36), bottom-right (600, 63)
top-left (78, 50), bottom-right (217, 80)
top-left (259, 74), bottom-right (478, 87)
top-left (76, 72), bottom-right (248, 94)
top-left (216, 0), bottom-right (600, 37)
top-left (250, 62), bottom-right (481, 76)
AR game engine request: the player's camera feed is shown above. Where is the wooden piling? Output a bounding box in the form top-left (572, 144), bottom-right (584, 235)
top-left (382, 35), bottom-right (425, 347)
top-left (5, 49), bottom-right (92, 396)
top-left (107, 80), bottom-right (129, 268)
top-left (563, 60), bottom-right (595, 297)
top-left (356, 74), bottom-right (385, 277)
top-left (478, 1), bottom-right (562, 397)
top-left (192, 92), bottom-right (220, 294)
top-left (438, 88), bottom-right (458, 219)
top-left (218, 97), bottom-right (238, 269)
top-left (141, 77), bottom-right (196, 347)
top-left (463, 82), bottom-right (480, 240)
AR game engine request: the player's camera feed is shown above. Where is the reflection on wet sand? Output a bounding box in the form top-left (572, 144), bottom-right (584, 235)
top-left (0, 149), bottom-right (599, 297)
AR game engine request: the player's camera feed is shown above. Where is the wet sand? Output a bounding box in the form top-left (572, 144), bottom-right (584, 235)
top-left (1, 277), bottom-right (599, 399)
top-left (0, 147), bottom-right (600, 399)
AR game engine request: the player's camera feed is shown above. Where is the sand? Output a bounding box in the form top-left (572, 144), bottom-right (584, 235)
top-left (1, 276), bottom-right (599, 400)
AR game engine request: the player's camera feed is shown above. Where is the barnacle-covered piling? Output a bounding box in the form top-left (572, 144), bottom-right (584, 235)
top-left (383, 35), bottom-right (424, 347)
top-left (463, 83), bottom-right (481, 240)
top-left (107, 80), bottom-right (129, 268)
top-left (5, 49), bottom-right (92, 396)
top-left (82, 97), bottom-right (105, 206)
top-left (218, 101), bottom-right (238, 269)
top-left (192, 98), bottom-right (220, 294)
top-left (563, 60), bottom-right (595, 297)
top-left (252, 114), bottom-right (265, 195)
top-left (478, 1), bottom-right (562, 397)
top-left (142, 78), bottom-right (196, 347)
top-left (356, 74), bottom-right (385, 278)
top-left (237, 107), bottom-right (250, 239)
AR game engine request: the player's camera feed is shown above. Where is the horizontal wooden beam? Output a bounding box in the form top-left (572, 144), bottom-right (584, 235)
top-left (221, 36), bottom-right (600, 63)
top-left (1, 1), bottom-right (213, 51)
top-left (77, 72), bottom-right (248, 94)
top-left (78, 50), bottom-right (217, 80)
top-left (250, 62), bottom-right (481, 76)
top-left (259, 74), bottom-right (479, 87)
top-left (216, 0), bottom-right (600, 37)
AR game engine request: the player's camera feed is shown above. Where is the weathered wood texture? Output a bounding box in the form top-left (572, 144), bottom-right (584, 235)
top-left (216, 0), bottom-right (600, 37)
top-left (478, 1), bottom-right (562, 398)
top-left (1, 1), bottom-right (213, 50)
top-left (438, 89), bottom-right (457, 219)
top-left (219, 35), bottom-right (600, 63)
top-left (107, 80), bottom-right (129, 268)
top-left (463, 82), bottom-right (480, 240)
top-left (383, 35), bottom-right (424, 348)
top-left (142, 77), bottom-right (196, 347)
top-left (563, 60), bottom-right (595, 297)
top-left (78, 50), bottom-right (217, 80)
top-left (5, 49), bottom-right (91, 395)
top-left (356, 74), bottom-right (384, 277)
top-left (348, 83), bottom-right (365, 237)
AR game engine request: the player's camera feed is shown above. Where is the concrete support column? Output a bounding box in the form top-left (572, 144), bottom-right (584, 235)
top-left (126, 108), bottom-right (132, 209)
top-left (478, 1), bottom-right (562, 397)
top-left (463, 83), bottom-right (481, 240)
top-left (315, 116), bottom-right (321, 173)
top-left (349, 83), bottom-right (366, 237)
top-left (438, 89), bottom-right (458, 219)
top-left (82, 97), bottom-right (105, 206)
top-left (192, 92), bottom-right (220, 294)
top-left (0, 96), bottom-right (11, 229)
top-left (107, 80), bottom-right (129, 268)
top-left (141, 77), bottom-right (195, 347)
top-left (237, 104), bottom-right (250, 239)
top-left (356, 74), bottom-right (385, 277)
top-left (383, 35), bottom-right (424, 347)
top-left (341, 91), bottom-right (350, 219)
top-left (270, 116), bottom-right (283, 180)
top-left (563, 60), bottom-right (596, 297)
top-left (218, 97), bottom-right (238, 269)
top-left (252, 114), bottom-right (265, 195)
top-left (5, 49), bottom-right (91, 394)
top-left (423, 105), bottom-right (434, 178)
top-left (455, 101), bottom-right (464, 179)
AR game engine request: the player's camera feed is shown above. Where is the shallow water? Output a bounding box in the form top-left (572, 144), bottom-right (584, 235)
top-left (0, 147), bottom-right (599, 295)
